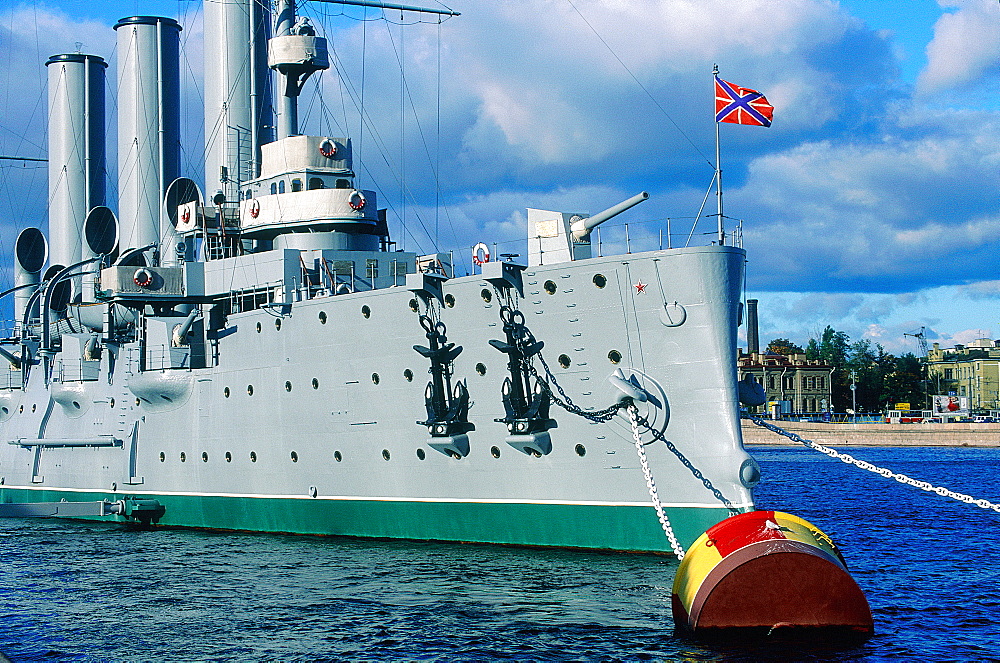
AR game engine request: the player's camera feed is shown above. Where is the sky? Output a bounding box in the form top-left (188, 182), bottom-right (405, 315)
top-left (2, 0), bottom-right (1000, 354)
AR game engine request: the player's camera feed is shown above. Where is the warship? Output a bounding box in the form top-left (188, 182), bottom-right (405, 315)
top-left (0, 0), bottom-right (762, 553)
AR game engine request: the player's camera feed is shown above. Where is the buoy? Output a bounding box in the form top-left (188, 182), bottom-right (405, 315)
top-left (672, 510), bottom-right (873, 642)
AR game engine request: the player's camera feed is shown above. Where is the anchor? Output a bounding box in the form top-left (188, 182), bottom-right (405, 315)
top-left (413, 314), bottom-right (474, 457)
top-left (489, 306), bottom-right (556, 456)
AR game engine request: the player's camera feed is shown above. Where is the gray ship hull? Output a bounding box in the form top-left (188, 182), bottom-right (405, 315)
top-left (0, 246), bottom-right (754, 552)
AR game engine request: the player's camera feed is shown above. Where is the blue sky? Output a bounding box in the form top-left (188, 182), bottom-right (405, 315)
top-left (2, 0), bottom-right (1000, 353)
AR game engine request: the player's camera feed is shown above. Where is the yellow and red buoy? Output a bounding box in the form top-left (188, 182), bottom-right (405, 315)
top-left (672, 510), bottom-right (873, 642)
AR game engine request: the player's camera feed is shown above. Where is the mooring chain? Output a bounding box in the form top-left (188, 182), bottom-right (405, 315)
top-left (629, 405), bottom-right (686, 561)
top-left (633, 413), bottom-right (741, 515)
top-left (745, 414), bottom-right (1000, 514)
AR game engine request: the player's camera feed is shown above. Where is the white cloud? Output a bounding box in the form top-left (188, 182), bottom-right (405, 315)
top-left (918, 0), bottom-right (1000, 94)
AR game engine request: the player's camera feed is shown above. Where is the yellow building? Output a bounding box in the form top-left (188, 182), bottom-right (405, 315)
top-left (926, 340), bottom-right (1000, 411)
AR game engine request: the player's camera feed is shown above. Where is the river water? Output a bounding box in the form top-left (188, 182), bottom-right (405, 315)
top-left (2, 446), bottom-right (998, 661)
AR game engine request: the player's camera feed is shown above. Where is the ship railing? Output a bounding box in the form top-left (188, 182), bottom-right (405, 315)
top-left (142, 345), bottom-right (191, 371)
top-left (0, 367), bottom-right (23, 389)
top-left (456, 217), bottom-right (745, 276)
top-left (55, 358), bottom-right (100, 382)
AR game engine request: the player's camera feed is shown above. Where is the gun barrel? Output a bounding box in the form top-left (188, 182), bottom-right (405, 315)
top-left (571, 191), bottom-right (649, 239)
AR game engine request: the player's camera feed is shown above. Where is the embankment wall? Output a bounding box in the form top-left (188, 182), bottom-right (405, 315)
top-left (741, 419), bottom-right (1000, 447)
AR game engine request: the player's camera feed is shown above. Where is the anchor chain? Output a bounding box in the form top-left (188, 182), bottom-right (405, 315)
top-left (525, 353), bottom-right (627, 423)
top-left (491, 287), bottom-right (624, 423)
top-left (633, 413), bottom-right (741, 515)
top-left (629, 404), bottom-right (686, 560)
top-left (745, 413), bottom-right (1000, 514)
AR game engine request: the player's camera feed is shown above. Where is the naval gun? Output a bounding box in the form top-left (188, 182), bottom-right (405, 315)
top-left (527, 191), bottom-right (650, 266)
top-left (570, 191), bottom-right (649, 241)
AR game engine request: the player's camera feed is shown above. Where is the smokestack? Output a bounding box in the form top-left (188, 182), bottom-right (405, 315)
top-left (114, 16), bottom-right (181, 257)
top-left (45, 53), bottom-right (107, 271)
top-left (14, 228), bottom-right (47, 330)
top-left (747, 298), bottom-right (760, 355)
top-left (204, 0), bottom-right (272, 202)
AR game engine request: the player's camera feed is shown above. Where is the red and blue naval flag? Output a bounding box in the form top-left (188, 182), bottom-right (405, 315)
top-left (715, 77), bottom-right (773, 127)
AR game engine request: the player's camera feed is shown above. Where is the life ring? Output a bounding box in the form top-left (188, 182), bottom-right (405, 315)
top-left (133, 268), bottom-right (153, 288)
top-left (319, 138), bottom-right (337, 159)
top-left (180, 207), bottom-right (191, 224)
top-left (249, 199), bottom-right (260, 219)
top-left (472, 242), bottom-right (490, 266)
top-left (349, 191), bottom-right (366, 211)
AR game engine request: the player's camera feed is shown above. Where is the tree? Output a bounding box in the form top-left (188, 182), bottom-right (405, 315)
top-left (765, 338), bottom-right (804, 355)
top-left (807, 326), bottom-right (852, 411)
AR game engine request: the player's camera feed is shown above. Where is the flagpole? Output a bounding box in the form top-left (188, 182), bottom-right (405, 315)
top-left (714, 64), bottom-right (724, 246)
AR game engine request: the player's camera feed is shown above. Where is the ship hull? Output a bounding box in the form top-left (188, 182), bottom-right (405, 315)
top-left (0, 246), bottom-right (755, 552)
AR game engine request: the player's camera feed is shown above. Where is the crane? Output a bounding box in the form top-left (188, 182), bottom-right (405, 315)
top-left (904, 326), bottom-right (928, 356)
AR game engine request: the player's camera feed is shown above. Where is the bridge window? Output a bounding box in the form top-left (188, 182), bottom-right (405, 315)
top-left (270, 183), bottom-right (277, 195)
top-left (278, 180), bottom-right (285, 194)
top-left (291, 179), bottom-right (302, 192)
top-left (309, 178), bottom-right (324, 190)
top-left (336, 179), bottom-right (350, 189)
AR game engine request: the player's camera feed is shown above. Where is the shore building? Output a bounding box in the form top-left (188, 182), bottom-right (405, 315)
top-left (926, 340), bottom-right (1000, 412)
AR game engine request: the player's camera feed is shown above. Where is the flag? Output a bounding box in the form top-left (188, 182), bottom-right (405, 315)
top-left (715, 77), bottom-right (773, 127)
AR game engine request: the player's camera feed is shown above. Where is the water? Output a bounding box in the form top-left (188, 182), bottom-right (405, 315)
top-left (2, 446), bottom-right (999, 661)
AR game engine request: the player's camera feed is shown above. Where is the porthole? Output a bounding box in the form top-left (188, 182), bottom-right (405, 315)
top-left (416, 448), bottom-right (426, 460)
top-left (224, 387), bottom-right (230, 398)
top-left (18, 405), bottom-right (23, 413)
top-left (608, 350), bottom-right (622, 364)
top-left (312, 377), bottom-right (319, 390)
top-left (575, 444), bottom-right (586, 457)
top-left (110, 398), bottom-right (115, 408)
top-left (180, 452), bottom-right (186, 463)
top-left (491, 446), bottom-right (501, 459)
top-left (475, 363), bottom-right (487, 376)
top-left (225, 452), bottom-right (232, 463)
top-left (250, 451), bottom-right (257, 463)
top-left (256, 321), bottom-right (262, 333)
top-left (382, 449), bottom-right (391, 461)
top-left (134, 399), bottom-right (140, 407)
top-left (481, 289), bottom-right (492, 303)
top-left (290, 451), bottom-right (299, 463)
top-left (403, 369), bottom-right (413, 382)
top-left (361, 305), bottom-right (371, 318)
top-left (444, 294), bottom-right (456, 308)
top-left (1, 407), bottom-right (8, 415)
top-left (334, 450), bottom-right (343, 462)
top-left (72, 401), bottom-right (81, 409)
top-left (558, 354), bottom-right (571, 369)
top-left (31, 404), bottom-right (36, 413)
top-left (275, 318), bottom-right (282, 331)
top-left (285, 381), bottom-right (292, 392)
top-left (593, 273), bottom-right (607, 288)
top-left (159, 452), bottom-right (165, 463)
top-left (409, 298), bottom-right (419, 312)
top-left (372, 373), bottom-right (380, 385)
top-left (202, 452), bottom-right (209, 463)
top-left (319, 311), bottom-right (328, 324)
top-left (247, 385), bottom-right (254, 396)
top-left (543, 280), bottom-right (557, 295)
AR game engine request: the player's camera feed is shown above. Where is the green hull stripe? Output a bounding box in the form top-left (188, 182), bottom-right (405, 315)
top-left (0, 487), bottom-right (729, 552)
